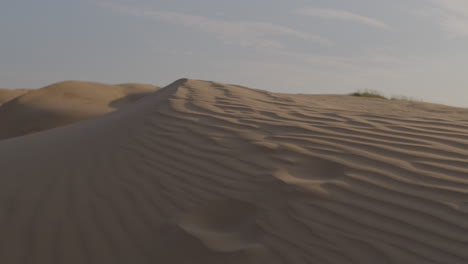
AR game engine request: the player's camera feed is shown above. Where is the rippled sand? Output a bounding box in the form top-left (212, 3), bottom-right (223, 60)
top-left (0, 79), bottom-right (468, 263)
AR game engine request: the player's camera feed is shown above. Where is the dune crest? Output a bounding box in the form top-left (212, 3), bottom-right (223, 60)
top-left (0, 88), bottom-right (30, 104)
top-left (0, 81), bottom-right (158, 139)
top-left (0, 79), bottom-right (468, 263)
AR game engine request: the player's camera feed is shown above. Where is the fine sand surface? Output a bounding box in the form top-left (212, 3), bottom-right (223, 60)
top-left (1, 79), bottom-right (468, 263)
top-left (0, 81), bottom-right (158, 139)
top-left (0, 88), bottom-right (30, 104)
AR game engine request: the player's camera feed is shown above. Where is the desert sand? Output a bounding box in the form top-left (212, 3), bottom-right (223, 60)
top-left (0, 81), bottom-right (158, 139)
top-left (0, 79), bottom-right (468, 263)
top-left (0, 88), bottom-right (30, 104)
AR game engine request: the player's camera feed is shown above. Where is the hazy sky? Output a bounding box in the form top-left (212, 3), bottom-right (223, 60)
top-left (2, 0), bottom-right (468, 107)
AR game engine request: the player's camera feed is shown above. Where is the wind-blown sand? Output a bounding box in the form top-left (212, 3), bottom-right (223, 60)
top-left (0, 79), bottom-right (468, 263)
top-left (0, 81), bottom-right (158, 139)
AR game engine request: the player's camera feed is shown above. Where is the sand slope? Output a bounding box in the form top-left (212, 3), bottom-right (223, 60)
top-left (0, 79), bottom-right (468, 264)
top-left (0, 81), bottom-right (158, 139)
top-left (0, 88), bottom-right (30, 104)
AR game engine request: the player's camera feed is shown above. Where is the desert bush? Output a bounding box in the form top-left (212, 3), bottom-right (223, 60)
top-left (350, 89), bottom-right (387, 100)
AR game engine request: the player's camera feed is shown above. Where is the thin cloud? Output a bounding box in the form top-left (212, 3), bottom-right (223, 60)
top-left (431, 0), bottom-right (468, 16)
top-left (295, 8), bottom-right (390, 30)
top-left (100, 3), bottom-right (331, 49)
top-left (98, 2), bottom-right (403, 74)
top-left (425, 0), bottom-right (468, 36)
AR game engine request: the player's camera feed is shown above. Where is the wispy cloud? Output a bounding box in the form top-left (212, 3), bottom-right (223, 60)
top-left (100, 2), bottom-right (331, 49)
top-left (295, 8), bottom-right (390, 30)
top-left (431, 0), bottom-right (468, 16)
top-left (424, 0), bottom-right (468, 36)
top-left (98, 2), bottom-right (404, 77)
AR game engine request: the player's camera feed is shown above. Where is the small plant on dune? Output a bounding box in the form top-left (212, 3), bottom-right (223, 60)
top-left (390, 95), bottom-right (422, 102)
top-left (350, 90), bottom-right (423, 102)
top-left (350, 89), bottom-right (387, 100)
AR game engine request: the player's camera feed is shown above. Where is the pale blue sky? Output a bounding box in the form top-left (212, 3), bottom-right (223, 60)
top-left (1, 0), bottom-right (468, 106)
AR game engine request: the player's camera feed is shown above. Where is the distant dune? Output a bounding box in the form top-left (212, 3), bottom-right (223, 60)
top-left (0, 88), bottom-right (30, 104)
top-left (0, 81), bottom-right (158, 139)
top-left (0, 79), bottom-right (468, 263)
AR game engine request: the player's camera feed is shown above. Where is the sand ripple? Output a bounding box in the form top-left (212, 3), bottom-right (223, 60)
top-left (0, 79), bottom-right (467, 263)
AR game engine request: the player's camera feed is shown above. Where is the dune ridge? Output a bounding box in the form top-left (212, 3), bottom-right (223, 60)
top-left (0, 81), bottom-right (158, 139)
top-left (0, 79), bottom-right (467, 263)
top-left (0, 88), bottom-right (30, 104)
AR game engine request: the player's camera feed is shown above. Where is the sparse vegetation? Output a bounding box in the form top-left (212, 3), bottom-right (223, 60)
top-left (390, 95), bottom-right (422, 102)
top-left (350, 90), bottom-right (422, 102)
top-left (350, 90), bottom-right (387, 100)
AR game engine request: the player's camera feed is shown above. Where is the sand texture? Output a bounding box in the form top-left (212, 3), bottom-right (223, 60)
top-left (0, 89), bottom-right (30, 104)
top-left (1, 79), bottom-right (468, 263)
top-left (0, 81), bottom-right (158, 139)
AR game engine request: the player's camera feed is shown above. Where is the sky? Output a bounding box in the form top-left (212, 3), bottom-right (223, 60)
top-left (1, 0), bottom-right (468, 107)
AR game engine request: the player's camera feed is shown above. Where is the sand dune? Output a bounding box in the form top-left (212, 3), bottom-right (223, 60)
top-left (0, 79), bottom-right (468, 263)
top-left (0, 88), bottom-right (30, 104)
top-left (0, 81), bottom-right (158, 139)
